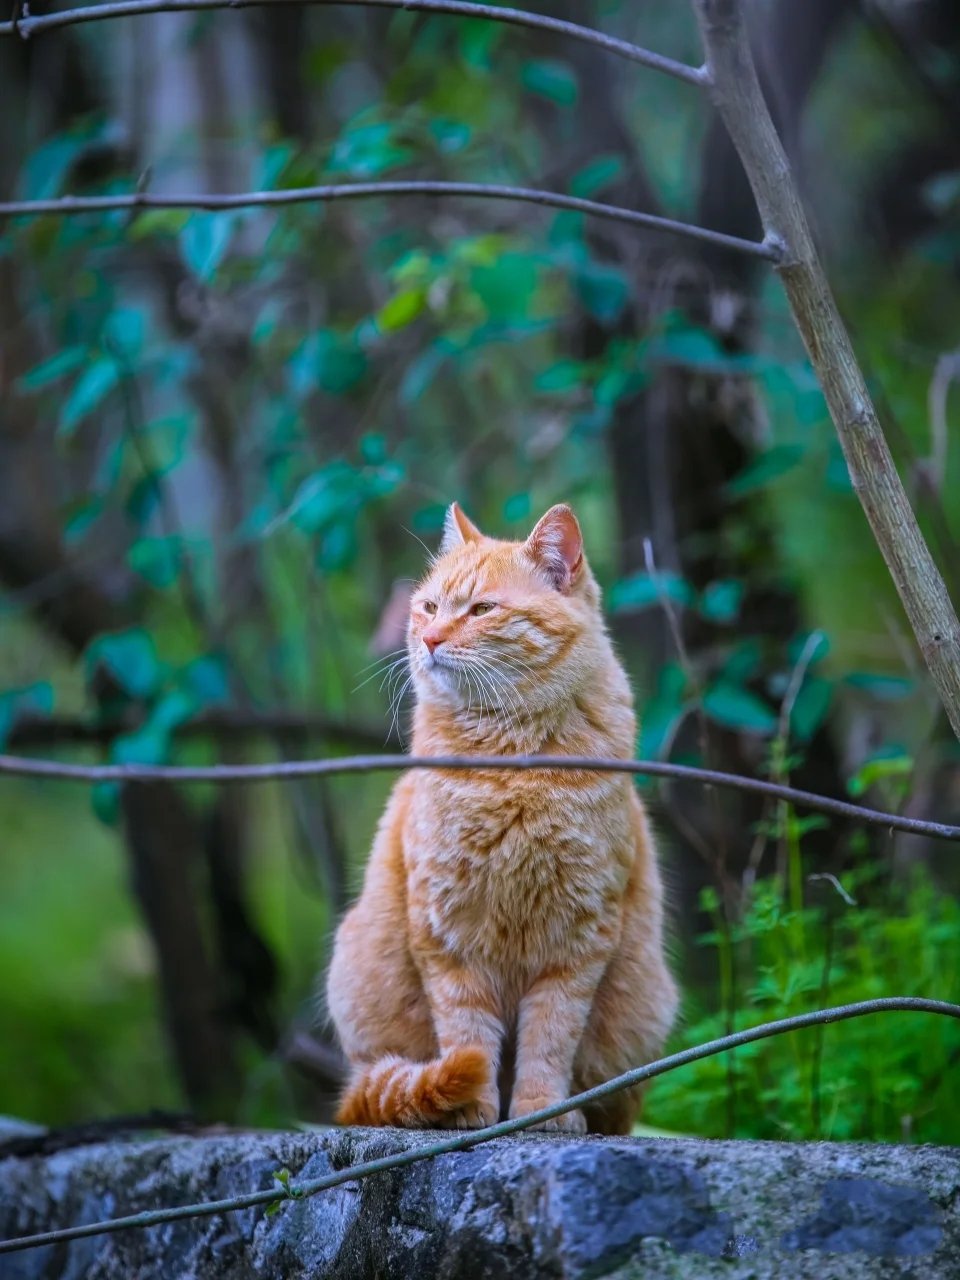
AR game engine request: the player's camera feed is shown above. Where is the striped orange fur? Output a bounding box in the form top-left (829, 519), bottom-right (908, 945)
top-left (326, 503), bottom-right (678, 1133)
top-left (335, 1047), bottom-right (491, 1126)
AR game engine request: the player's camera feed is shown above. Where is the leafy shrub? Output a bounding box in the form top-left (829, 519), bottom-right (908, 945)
top-left (647, 862), bottom-right (960, 1143)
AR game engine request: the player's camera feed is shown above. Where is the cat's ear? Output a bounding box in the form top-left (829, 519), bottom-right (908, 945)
top-left (525, 505), bottom-right (583, 592)
top-left (439, 502), bottom-right (483, 556)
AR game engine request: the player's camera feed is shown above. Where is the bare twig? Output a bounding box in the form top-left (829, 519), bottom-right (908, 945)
top-left (0, 181), bottom-right (777, 261)
top-left (1, 997), bottom-right (957, 1256)
top-left (694, 0), bottom-right (960, 744)
top-left (0, 0), bottom-right (707, 85)
top-left (1, 749), bottom-right (959, 844)
top-left (807, 872), bottom-right (857, 909)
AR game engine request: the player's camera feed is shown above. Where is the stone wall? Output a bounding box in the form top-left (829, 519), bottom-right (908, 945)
top-left (2, 1128), bottom-right (959, 1278)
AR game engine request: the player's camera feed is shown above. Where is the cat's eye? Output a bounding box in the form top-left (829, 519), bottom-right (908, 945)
top-left (422, 600), bottom-right (438, 616)
top-left (470, 601), bottom-right (495, 616)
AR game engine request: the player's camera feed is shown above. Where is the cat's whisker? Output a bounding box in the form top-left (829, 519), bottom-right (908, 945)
top-left (472, 651), bottom-right (528, 711)
top-left (468, 655), bottom-right (526, 745)
top-left (474, 645), bottom-right (543, 692)
top-left (352, 649), bottom-right (409, 694)
top-left (386, 671), bottom-right (414, 744)
top-left (378, 656), bottom-right (411, 697)
top-left (354, 646), bottom-right (407, 675)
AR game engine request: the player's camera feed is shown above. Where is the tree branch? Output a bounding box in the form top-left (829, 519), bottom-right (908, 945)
top-left (0, 180), bottom-right (778, 261)
top-left (2, 997), bottom-right (958, 1256)
top-left (693, 0), bottom-right (960, 743)
top-left (0, 749), bottom-right (959, 844)
top-left (0, 0), bottom-right (707, 86)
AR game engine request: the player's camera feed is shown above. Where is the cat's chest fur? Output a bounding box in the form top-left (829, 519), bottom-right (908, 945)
top-left (405, 772), bottom-right (632, 976)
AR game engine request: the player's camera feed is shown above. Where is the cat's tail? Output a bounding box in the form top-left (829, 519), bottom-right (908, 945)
top-left (336, 1047), bottom-right (490, 1127)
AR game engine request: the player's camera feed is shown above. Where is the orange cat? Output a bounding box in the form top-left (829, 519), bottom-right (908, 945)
top-left (326, 503), bottom-right (677, 1134)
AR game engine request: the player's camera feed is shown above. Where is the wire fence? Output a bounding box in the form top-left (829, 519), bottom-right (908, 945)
top-left (0, 0), bottom-right (706, 82)
top-left (3, 749), bottom-right (960, 844)
top-left (0, 0), bottom-right (958, 1262)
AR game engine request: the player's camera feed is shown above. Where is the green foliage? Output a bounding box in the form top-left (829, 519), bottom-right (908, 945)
top-left (647, 866), bottom-right (960, 1143)
top-left (0, 683), bottom-right (54, 750)
top-left (702, 681), bottom-right (778, 735)
top-left (3, 2), bottom-right (960, 1140)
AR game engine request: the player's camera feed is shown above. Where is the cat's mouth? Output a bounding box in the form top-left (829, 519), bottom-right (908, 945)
top-left (419, 648), bottom-right (465, 692)
top-left (422, 649), bottom-right (456, 675)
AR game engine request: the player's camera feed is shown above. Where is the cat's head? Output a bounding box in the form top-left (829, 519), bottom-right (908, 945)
top-left (408, 502), bottom-right (603, 713)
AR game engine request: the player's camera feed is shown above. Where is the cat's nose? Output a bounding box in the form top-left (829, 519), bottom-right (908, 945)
top-left (423, 628), bottom-right (445, 655)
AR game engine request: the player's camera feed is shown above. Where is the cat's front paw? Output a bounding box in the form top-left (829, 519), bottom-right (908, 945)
top-left (510, 1096), bottom-right (587, 1134)
top-left (441, 1091), bottom-right (500, 1130)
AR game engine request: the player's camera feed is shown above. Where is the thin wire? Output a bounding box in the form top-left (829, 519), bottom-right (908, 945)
top-left (0, 749), bottom-right (959, 843)
top-left (0, 181), bottom-right (779, 262)
top-left (0, 0), bottom-right (708, 89)
top-left (1, 997), bottom-right (957, 1255)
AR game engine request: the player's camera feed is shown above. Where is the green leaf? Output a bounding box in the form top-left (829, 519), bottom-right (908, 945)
top-left (103, 306), bottom-right (147, 360)
top-left (129, 209), bottom-right (191, 239)
top-left (20, 130), bottom-right (88, 200)
top-left (317, 522), bottom-right (357, 571)
top-left (184, 655), bottom-right (230, 706)
top-left (287, 463), bottom-right (359, 533)
top-left (289, 331), bottom-right (367, 398)
top-left (727, 445), bottom-right (805, 497)
top-left (127, 474), bottom-right (163, 526)
top-left (58, 358), bottom-right (120, 438)
top-left (609, 572), bottom-right (694, 614)
top-left (521, 58), bottom-right (578, 106)
top-left (90, 783), bottom-right (120, 824)
top-left (91, 781), bottom-right (121, 826)
top-left (428, 119), bottom-right (471, 153)
top-left (360, 433), bottom-right (387, 465)
top-left (257, 142), bottom-right (295, 191)
top-left (179, 212), bottom-right (235, 282)
top-left (144, 413), bottom-right (195, 475)
top-left (848, 751), bottom-right (914, 797)
top-left (596, 363), bottom-right (645, 407)
top-left (148, 689), bottom-right (197, 736)
top-left (649, 327), bottom-right (723, 368)
top-left (700, 579), bottom-right (743, 624)
top-left (703, 682), bottom-right (777, 734)
top-left (0, 682), bottom-right (54, 750)
top-left (400, 343), bottom-right (449, 405)
top-left (639, 664), bottom-right (688, 763)
top-left (573, 261), bottom-right (628, 324)
top-left (790, 676), bottom-right (833, 743)
top-left (569, 155), bottom-right (625, 199)
top-left (128, 536), bottom-right (181, 589)
top-left (17, 346), bottom-right (87, 393)
top-left (470, 254), bottom-right (539, 322)
top-left (723, 639), bottom-right (762, 684)
top-left (63, 500), bottom-right (103, 545)
top-left (111, 725), bottom-right (168, 766)
top-left (535, 361), bottom-right (585, 393)
top-left (845, 673), bottom-right (914, 702)
top-left (376, 288), bottom-right (426, 333)
top-left (330, 122), bottom-right (414, 177)
top-left (86, 629), bottom-right (160, 700)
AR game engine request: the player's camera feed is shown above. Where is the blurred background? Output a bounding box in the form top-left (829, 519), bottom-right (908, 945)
top-left (1, 0), bottom-right (959, 1145)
